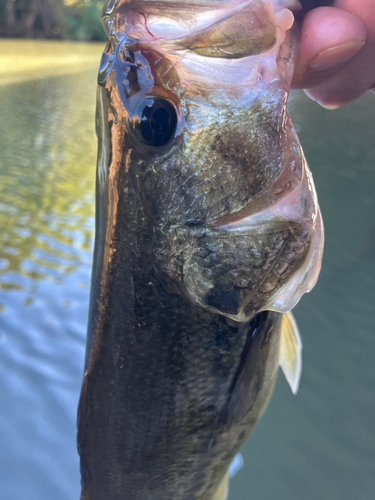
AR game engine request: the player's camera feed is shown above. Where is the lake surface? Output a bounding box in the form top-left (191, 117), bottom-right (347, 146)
top-left (0, 40), bottom-right (374, 500)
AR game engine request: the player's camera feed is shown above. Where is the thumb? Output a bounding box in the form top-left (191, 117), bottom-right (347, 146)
top-left (292, 6), bottom-right (367, 90)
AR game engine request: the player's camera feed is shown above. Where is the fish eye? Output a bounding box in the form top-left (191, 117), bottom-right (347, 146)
top-left (136, 98), bottom-right (177, 147)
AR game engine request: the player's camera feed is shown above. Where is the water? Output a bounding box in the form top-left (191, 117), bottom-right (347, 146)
top-left (0, 40), bottom-right (374, 500)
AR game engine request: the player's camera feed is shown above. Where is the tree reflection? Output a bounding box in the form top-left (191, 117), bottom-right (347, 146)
top-left (0, 0), bottom-right (105, 41)
top-left (0, 41), bottom-right (101, 290)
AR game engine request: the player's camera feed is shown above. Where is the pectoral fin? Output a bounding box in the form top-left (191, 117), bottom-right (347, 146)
top-left (279, 312), bottom-right (302, 395)
top-left (212, 472), bottom-right (229, 500)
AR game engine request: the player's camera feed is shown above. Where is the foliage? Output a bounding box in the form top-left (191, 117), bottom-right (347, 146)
top-left (0, 0), bottom-right (107, 41)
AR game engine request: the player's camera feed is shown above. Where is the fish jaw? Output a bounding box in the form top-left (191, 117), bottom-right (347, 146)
top-left (102, 1), bottom-right (302, 41)
top-left (112, 0), bottom-right (298, 91)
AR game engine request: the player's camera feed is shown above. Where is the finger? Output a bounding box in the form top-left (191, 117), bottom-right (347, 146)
top-left (292, 7), bottom-right (367, 89)
top-left (334, 0), bottom-right (375, 42)
top-left (304, 42), bottom-right (375, 108)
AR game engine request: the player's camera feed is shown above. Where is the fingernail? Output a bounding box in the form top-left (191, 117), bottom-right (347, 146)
top-left (304, 89), bottom-right (342, 110)
top-left (320, 103), bottom-right (342, 110)
top-left (310, 40), bottom-right (365, 73)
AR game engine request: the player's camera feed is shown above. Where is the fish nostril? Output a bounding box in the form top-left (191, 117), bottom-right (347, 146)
top-left (186, 218), bottom-right (204, 227)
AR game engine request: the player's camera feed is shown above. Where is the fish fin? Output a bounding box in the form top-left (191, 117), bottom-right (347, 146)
top-left (226, 312), bottom-right (282, 424)
top-left (229, 453), bottom-right (244, 479)
top-left (212, 454), bottom-right (244, 500)
top-left (212, 472), bottom-right (229, 500)
top-left (279, 312), bottom-right (302, 395)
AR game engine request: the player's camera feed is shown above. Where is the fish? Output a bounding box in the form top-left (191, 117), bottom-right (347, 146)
top-left (77, 0), bottom-right (324, 499)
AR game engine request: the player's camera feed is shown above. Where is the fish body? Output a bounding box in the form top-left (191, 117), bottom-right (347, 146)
top-left (77, 1), bottom-right (323, 499)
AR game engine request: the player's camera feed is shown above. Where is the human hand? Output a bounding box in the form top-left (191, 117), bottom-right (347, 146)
top-left (292, 1), bottom-right (375, 108)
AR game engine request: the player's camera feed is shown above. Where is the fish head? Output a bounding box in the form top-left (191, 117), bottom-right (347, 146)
top-left (98, 0), bottom-right (323, 322)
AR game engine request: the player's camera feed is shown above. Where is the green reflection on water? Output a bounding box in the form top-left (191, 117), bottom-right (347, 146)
top-left (0, 40), bottom-right (103, 289)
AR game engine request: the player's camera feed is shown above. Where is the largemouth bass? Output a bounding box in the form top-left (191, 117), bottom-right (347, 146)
top-left (77, 1), bottom-right (324, 499)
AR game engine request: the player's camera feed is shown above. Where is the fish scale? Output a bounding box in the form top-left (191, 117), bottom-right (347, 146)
top-left (144, 98), bottom-right (289, 225)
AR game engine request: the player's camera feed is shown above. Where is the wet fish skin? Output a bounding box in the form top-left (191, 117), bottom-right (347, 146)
top-left (77, 1), bottom-right (323, 498)
top-left (79, 282), bottom-right (282, 499)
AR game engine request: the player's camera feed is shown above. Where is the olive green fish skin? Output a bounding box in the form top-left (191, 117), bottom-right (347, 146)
top-left (79, 259), bottom-right (282, 499)
top-left (77, 1), bottom-right (322, 498)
